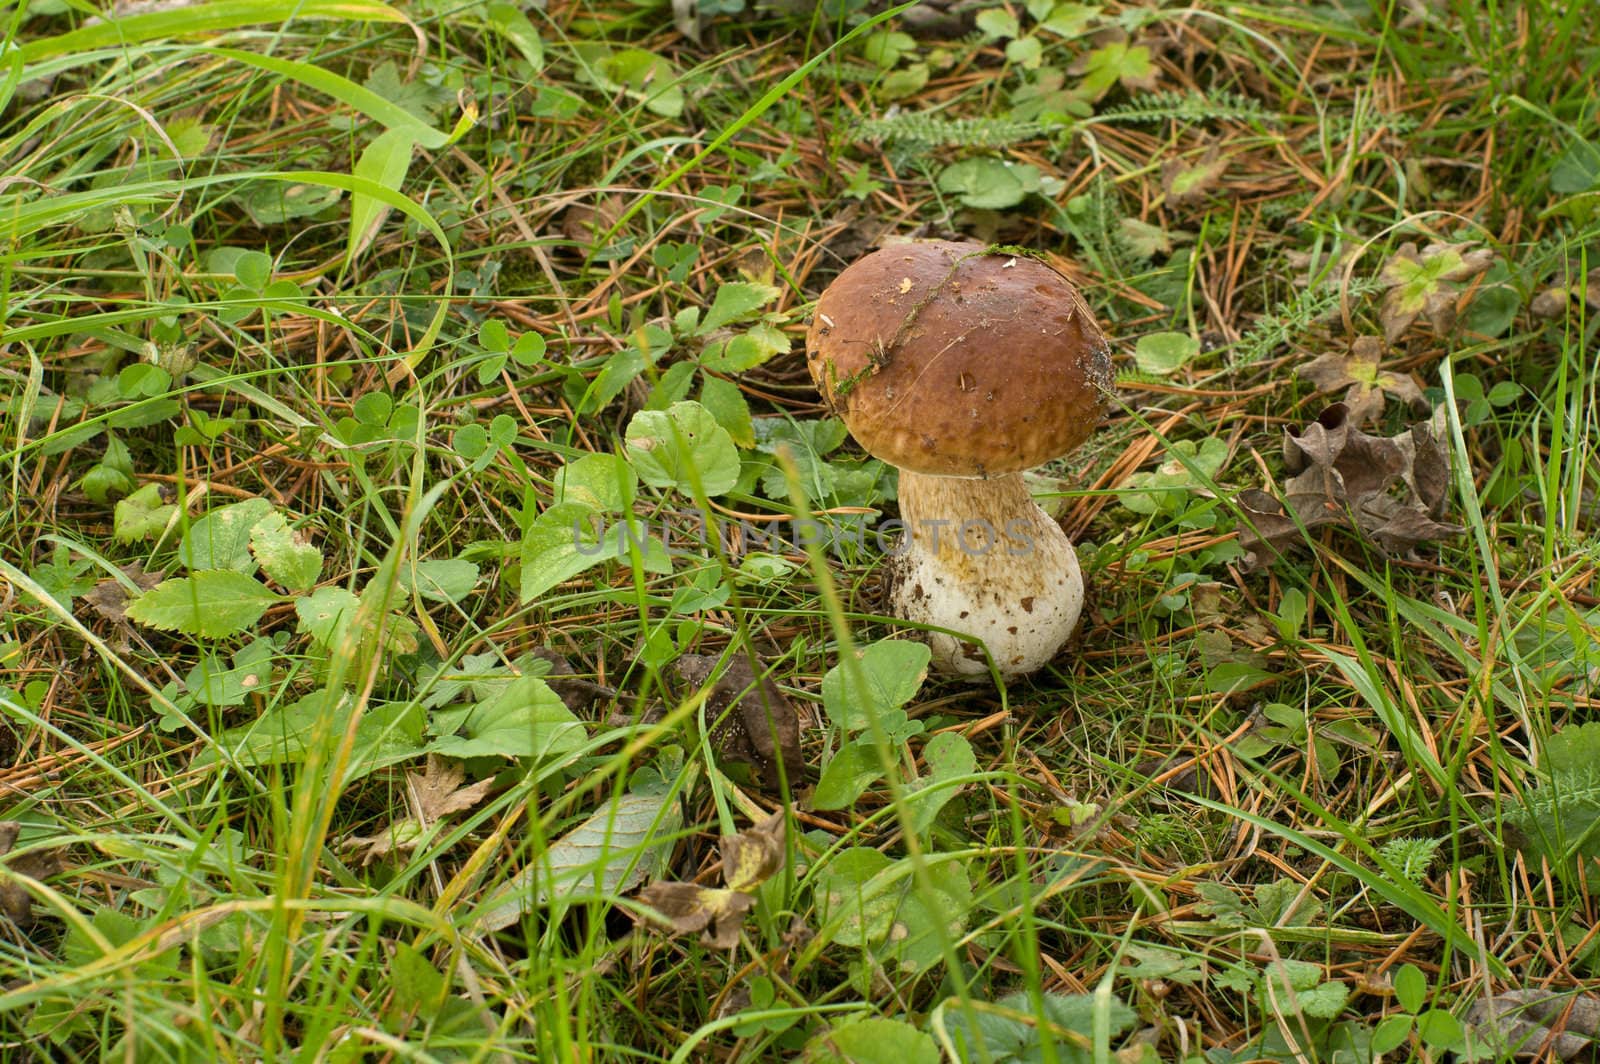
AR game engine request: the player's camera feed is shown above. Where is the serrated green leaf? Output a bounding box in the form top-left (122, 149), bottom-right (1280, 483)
top-left (126, 572), bottom-right (280, 638)
top-left (249, 511), bottom-right (323, 592)
top-left (697, 282), bottom-right (781, 335)
top-left (295, 586), bottom-right (360, 647)
top-left (699, 375), bottom-right (755, 448)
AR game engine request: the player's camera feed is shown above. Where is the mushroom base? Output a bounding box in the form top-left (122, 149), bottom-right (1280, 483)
top-left (886, 470), bottom-right (1084, 678)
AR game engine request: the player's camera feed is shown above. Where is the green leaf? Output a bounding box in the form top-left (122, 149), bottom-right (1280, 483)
top-left (248, 511), bottom-right (323, 592)
top-left (815, 847), bottom-right (897, 948)
top-left (905, 731), bottom-right (975, 837)
top-left (1134, 331), bottom-right (1200, 376)
top-left (804, 1018), bottom-right (939, 1064)
top-left (1040, 2), bottom-right (1100, 37)
top-left (178, 498), bottom-right (276, 573)
top-left (519, 501), bottom-right (613, 603)
top-left (935, 158), bottom-right (1042, 210)
top-left (553, 453), bottom-right (636, 512)
top-left (348, 128), bottom-right (415, 260)
top-left (571, 44), bottom-right (685, 118)
top-left (427, 675), bottom-right (585, 761)
top-left (974, 8), bottom-right (1019, 39)
top-left (821, 639), bottom-right (932, 732)
top-left (812, 739), bottom-right (887, 810)
top-left (484, 1), bottom-right (545, 70)
top-left (125, 572), bottom-right (280, 639)
top-left (1415, 1008), bottom-right (1465, 1050)
top-left (197, 688), bottom-right (424, 779)
top-left (474, 787), bottom-right (681, 931)
top-left (699, 375), bottom-right (755, 448)
top-left (1393, 963), bottom-right (1427, 1015)
top-left (1551, 139), bottom-right (1600, 194)
top-left (184, 638), bottom-right (275, 707)
top-left (625, 401), bottom-right (740, 497)
top-left (113, 483), bottom-right (176, 543)
top-left (699, 322), bottom-right (789, 372)
top-left (397, 559), bottom-right (479, 603)
top-left (697, 282), bottom-right (782, 335)
top-left (1371, 1014), bottom-right (1413, 1054)
top-left (294, 586), bottom-right (360, 647)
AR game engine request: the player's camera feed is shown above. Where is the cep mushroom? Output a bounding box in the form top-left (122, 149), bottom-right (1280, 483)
top-left (806, 241), bottom-right (1113, 677)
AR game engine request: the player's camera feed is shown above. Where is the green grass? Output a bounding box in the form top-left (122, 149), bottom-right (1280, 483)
top-left (2, 0), bottom-right (1599, 1060)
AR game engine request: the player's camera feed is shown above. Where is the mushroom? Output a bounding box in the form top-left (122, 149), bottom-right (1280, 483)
top-left (806, 240), bottom-right (1113, 677)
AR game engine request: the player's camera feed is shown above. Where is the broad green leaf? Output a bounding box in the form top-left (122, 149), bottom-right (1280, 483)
top-left (184, 639), bottom-right (275, 707)
top-left (197, 688), bottom-right (424, 778)
top-left (178, 498), bottom-right (275, 572)
top-left (821, 639), bottom-right (932, 732)
top-left (1393, 963), bottom-right (1427, 1015)
top-left (427, 675), bottom-right (585, 761)
top-left (815, 847), bottom-right (897, 948)
top-left (905, 731), bottom-right (975, 837)
top-left (520, 501), bottom-right (612, 603)
top-left (249, 511), bottom-right (323, 592)
top-left (485, 2), bottom-right (545, 70)
top-left (1134, 331), bottom-right (1200, 376)
top-left (474, 787), bottom-right (682, 931)
top-left (697, 282), bottom-right (781, 335)
top-left (295, 586), bottom-right (359, 647)
top-left (812, 739), bottom-right (886, 810)
top-left (348, 128), bottom-right (415, 260)
top-left (879, 859), bottom-right (971, 972)
top-left (625, 401), bottom-right (740, 497)
top-left (553, 453), bottom-right (636, 512)
top-left (397, 559), bottom-right (479, 603)
top-left (935, 158), bottom-right (1042, 210)
top-left (974, 8), bottom-right (1020, 39)
top-left (804, 1018), bottom-right (939, 1064)
top-left (125, 572), bottom-right (279, 639)
top-left (571, 44), bottom-right (685, 119)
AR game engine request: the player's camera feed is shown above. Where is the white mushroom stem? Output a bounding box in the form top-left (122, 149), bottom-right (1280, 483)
top-left (888, 470), bottom-right (1084, 678)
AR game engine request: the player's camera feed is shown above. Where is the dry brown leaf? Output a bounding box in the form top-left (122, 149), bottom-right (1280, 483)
top-left (1465, 988), bottom-right (1600, 1060)
top-left (1297, 336), bottom-right (1425, 425)
top-left (342, 756), bottom-right (494, 866)
top-left (676, 655), bottom-right (804, 790)
top-left (1, 821), bottom-right (66, 926)
top-left (1237, 403), bottom-right (1462, 568)
top-left (1377, 240), bottom-right (1495, 340)
top-left (83, 562), bottom-right (163, 624)
top-left (636, 811), bottom-right (786, 949)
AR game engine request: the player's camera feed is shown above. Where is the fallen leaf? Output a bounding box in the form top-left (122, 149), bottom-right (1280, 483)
top-left (1161, 148), bottom-right (1228, 207)
top-left (636, 811), bottom-right (786, 949)
top-left (1377, 241), bottom-right (1495, 340)
top-left (676, 654), bottom-right (804, 790)
top-left (1236, 403), bottom-right (1462, 568)
top-left (342, 755), bottom-right (494, 866)
top-left (1, 821), bottom-right (66, 926)
top-left (1297, 337), bottom-right (1425, 425)
top-left (82, 562), bottom-right (163, 624)
top-left (1465, 988), bottom-right (1600, 1060)
top-left (1530, 266), bottom-right (1600, 319)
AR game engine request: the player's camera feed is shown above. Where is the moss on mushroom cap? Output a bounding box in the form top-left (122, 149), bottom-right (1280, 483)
top-left (806, 240), bottom-right (1113, 478)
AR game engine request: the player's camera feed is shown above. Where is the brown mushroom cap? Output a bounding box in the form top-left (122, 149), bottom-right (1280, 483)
top-left (806, 240), bottom-right (1113, 477)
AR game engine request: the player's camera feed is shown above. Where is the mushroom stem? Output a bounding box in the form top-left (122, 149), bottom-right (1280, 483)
top-left (888, 470), bottom-right (1084, 678)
